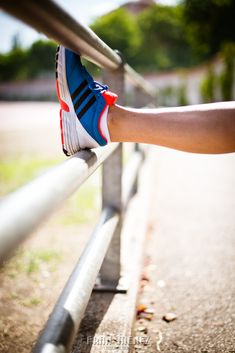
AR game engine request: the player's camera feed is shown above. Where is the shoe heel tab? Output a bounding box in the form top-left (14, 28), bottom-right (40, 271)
top-left (102, 91), bottom-right (118, 105)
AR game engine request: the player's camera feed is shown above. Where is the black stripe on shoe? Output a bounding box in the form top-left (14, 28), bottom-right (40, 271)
top-left (71, 80), bottom-right (87, 101)
top-left (77, 96), bottom-right (96, 120)
top-left (63, 147), bottom-right (70, 156)
top-left (74, 88), bottom-right (92, 112)
top-left (55, 46), bottom-right (60, 79)
top-left (55, 60), bottom-right (58, 79)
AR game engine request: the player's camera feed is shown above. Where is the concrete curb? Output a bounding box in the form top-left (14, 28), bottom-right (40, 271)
top-left (72, 148), bottom-right (154, 353)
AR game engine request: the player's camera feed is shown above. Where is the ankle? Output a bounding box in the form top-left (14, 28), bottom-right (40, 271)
top-left (108, 104), bottom-right (129, 142)
top-left (107, 104), bottom-right (117, 142)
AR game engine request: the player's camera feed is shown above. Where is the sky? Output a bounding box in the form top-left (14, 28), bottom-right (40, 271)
top-left (0, 0), bottom-right (179, 53)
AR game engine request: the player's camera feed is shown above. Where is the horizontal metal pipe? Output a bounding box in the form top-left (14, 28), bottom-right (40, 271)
top-left (0, 143), bottom-right (118, 264)
top-left (122, 150), bottom-right (144, 208)
top-left (32, 206), bottom-right (119, 353)
top-left (0, 0), bottom-right (155, 95)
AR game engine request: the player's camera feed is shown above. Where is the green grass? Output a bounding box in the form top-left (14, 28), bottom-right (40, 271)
top-left (59, 180), bottom-right (100, 225)
top-left (34, 249), bottom-right (61, 263)
top-left (0, 157), bottom-right (63, 196)
top-left (25, 249), bottom-right (62, 274)
top-left (10, 292), bottom-right (42, 307)
top-left (22, 297), bottom-right (42, 307)
top-left (5, 248), bottom-right (62, 277)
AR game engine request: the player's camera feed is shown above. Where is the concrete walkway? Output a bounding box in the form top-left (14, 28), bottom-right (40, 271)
top-left (133, 147), bottom-right (235, 353)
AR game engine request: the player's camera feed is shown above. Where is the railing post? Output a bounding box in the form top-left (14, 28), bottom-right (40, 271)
top-left (95, 62), bottom-right (126, 292)
top-left (132, 87), bottom-right (147, 195)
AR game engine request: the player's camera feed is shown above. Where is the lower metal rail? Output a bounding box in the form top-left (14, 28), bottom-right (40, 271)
top-left (32, 207), bottom-right (119, 353)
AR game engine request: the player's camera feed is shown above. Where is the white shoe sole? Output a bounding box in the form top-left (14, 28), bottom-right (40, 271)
top-left (56, 46), bottom-right (99, 155)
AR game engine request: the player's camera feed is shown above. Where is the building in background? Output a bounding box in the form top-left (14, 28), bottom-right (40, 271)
top-left (120, 0), bottom-right (155, 15)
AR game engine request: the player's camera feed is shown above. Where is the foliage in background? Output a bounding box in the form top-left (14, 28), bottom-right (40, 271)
top-left (200, 67), bottom-right (216, 103)
top-left (158, 86), bottom-right (176, 106)
top-left (0, 47), bottom-right (27, 81)
top-left (158, 84), bottom-right (189, 106)
top-left (199, 42), bottom-right (235, 103)
top-left (91, 4), bottom-right (194, 72)
top-left (92, 0), bottom-right (235, 72)
top-left (219, 42), bottom-right (235, 101)
top-left (177, 85), bottom-right (188, 106)
top-left (0, 40), bottom-right (57, 82)
top-left (183, 0), bottom-right (235, 60)
top-left (91, 8), bottom-right (141, 64)
top-left (136, 4), bottom-right (194, 71)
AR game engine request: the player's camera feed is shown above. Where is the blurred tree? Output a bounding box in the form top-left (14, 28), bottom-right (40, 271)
top-left (220, 42), bottom-right (235, 100)
top-left (0, 39), bottom-right (57, 81)
top-left (91, 4), bottom-right (194, 72)
top-left (183, 0), bottom-right (235, 59)
top-left (27, 40), bottom-right (57, 77)
top-left (200, 67), bottom-right (216, 102)
top-left (91, 8), bottom-right (141, 63)
top-left (136, 4), bottom-right (194, 70)
top-left (0, 48), bottom-right (27, 81)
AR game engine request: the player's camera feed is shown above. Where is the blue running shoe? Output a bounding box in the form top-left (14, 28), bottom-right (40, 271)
top-left (55, 46), bottom-right (118, 156)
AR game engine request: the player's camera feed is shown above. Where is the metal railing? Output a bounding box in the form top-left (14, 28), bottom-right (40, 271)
top-left (0, 1), bottom-right (155, 352)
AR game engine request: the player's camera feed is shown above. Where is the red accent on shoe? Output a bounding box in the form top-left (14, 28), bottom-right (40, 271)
top-left (102, 90), bottom-right (118, 106)
top-left (60, 109), bottom-right (64, 145)
top-left (56, 80), bottom-right (70, 112)
top-left (98, 105), bottom-right (108, 143)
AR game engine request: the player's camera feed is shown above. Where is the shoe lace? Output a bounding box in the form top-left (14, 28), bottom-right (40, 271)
top-left (89, 81), bottom-right (108, 93)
